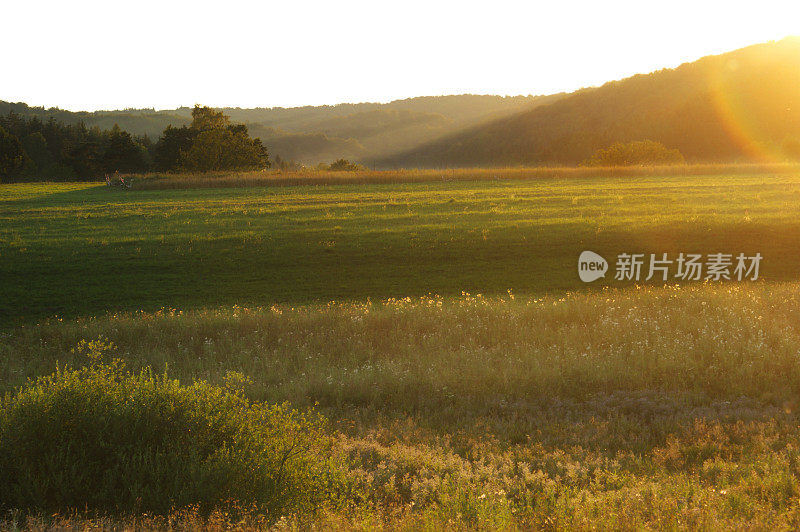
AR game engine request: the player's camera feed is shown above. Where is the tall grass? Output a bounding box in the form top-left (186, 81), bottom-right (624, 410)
top-left (5, 283), bottom-right (800, 410)
top-left (5, 284), bottom-right (800, 528)
top-left (132, 163), bottom-right (800, 190)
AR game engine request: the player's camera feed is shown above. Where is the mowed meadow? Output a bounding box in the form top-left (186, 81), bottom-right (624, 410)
top-left (3, 168), bottom-right (800, 324)
top-left (5, 169), bottom-right (800, 529)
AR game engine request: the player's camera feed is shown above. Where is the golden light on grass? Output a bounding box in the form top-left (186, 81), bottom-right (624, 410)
top-left (132, 163), bottom-right (800, 190)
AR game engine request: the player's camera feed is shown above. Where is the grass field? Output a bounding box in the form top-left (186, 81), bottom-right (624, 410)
top-left (3, 170), bottom-right (800, 324)
top-left (4, 170), bottom-right (800, 529)
top-left (5, 286), bottom-right (800, 529)
top-left (129, 163), bottom-right (800, 189)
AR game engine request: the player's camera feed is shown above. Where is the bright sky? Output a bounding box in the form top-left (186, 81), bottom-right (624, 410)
top-left (3, 1), bottom-right (798, 112)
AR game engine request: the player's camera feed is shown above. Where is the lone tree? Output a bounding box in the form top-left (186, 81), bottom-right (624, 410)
top-left (584, 140), bottom-right (685, 167)
top-left (189, 105), bottom-right (229, 132)
top-left (154, 106), bottom-right (269, 172)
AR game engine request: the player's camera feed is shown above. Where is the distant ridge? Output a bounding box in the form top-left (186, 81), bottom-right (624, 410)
top-left (0, 94), bottom-right (562, 165)
top-left (6, 38), bottom-right (798, 169)
top-left (379, 37), bottom-right (800, 167)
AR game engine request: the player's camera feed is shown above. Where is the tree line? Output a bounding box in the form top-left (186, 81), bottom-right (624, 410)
top-left (0, 106), bottom-right (269, 182)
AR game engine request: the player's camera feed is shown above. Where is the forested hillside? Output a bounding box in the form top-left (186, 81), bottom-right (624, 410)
top-left (1, 95), bottom-right (556, 165)
top-left (381, 37), bottom-right (800, 167)
top-left (0, 102), bottom-right (188, 138)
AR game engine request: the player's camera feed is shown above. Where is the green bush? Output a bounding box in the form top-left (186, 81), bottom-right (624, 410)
top-left (583, 140), bottom-right (685, 166)
top-left (328, 158), bottom-right (361, 171)
top-left (0, 339), bottom-right (349, 518)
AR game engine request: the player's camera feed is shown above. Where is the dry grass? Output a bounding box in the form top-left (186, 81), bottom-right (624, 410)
top-left (132, 163), bottom-right (800, 190)
top-left (5, 284), bottom-right (800, 529)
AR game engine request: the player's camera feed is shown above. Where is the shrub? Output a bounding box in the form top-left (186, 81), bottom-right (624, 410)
top-left (0, 339), bottom-right (350, 518)
top-left (328, 158), bottom-right (361, 171)
top-left (583, 140), bottom-right (685, 166)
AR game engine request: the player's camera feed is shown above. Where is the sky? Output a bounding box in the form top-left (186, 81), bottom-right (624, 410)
top-left (3, 0), bottom-right (799, 112)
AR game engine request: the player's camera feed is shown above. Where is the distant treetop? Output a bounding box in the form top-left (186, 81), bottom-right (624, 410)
top-left (583, 140), bottom-right (685, 167)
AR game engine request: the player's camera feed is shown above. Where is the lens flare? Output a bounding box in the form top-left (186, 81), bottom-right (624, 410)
top-left (707, 37), bottom-right (800, 162)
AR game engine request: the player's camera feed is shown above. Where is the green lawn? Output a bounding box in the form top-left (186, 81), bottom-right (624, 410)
top-left (3, 174), bottom-right (800, 324)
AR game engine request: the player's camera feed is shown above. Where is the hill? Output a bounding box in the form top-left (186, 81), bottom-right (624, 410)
top-left (0, 101), bottom-right (189, 138)
top-left (380, 37), bottom-right (800, 167)
top-left (0, 95), bottom-right (561, 165)
top-left (168, 94), bottom-right (565, 164)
